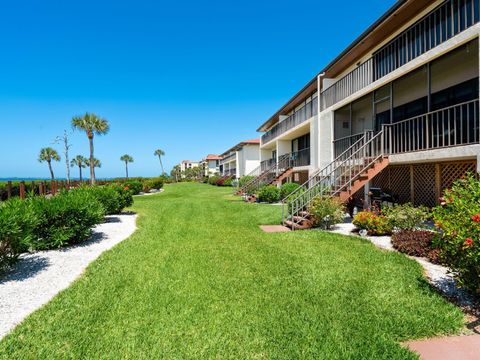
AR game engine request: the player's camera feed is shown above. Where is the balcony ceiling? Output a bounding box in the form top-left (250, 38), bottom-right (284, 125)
top-left (322, 0), bottom-right (433, 79)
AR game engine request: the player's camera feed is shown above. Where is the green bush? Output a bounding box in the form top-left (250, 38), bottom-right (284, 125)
top-left (223, 178), bottom-right (233, 187)
top-left (307, 197), bottom-right (345, 230)
top-left (28, 190), bottom-right (105, 250)
top-left (353, 210), bottom-right (393, 236)
top-left (382, 203), bottom-right (430, 230)
top-left (123, 180), bottom-right (143, 195)
top-left (143, 177), bottom-right (164, 192)
top-left (238, 176), bottom-right (254, 189)
top-left (0, 198), bottom-right (38, 272)
top-left (208, 176), bottom-right (220, 186)
top-left (280, 183), bottom-right (302, 199)
top-left (257, 185), bottom-right (280, 203)
top-left (432, 173), bottom-right (480, 294)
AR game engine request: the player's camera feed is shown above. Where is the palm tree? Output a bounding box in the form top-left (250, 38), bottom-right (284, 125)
top-left (154, 149), bottom-right (165, 174)
top-left (120, 154), bottom-right (134, 179)
top-left (71, 113), bottom-right (109, 185)
top-left (70, 155), bottom-right (87, 181)
top-left (38, 147), bottom-right (61, 180)
top-left (85, 157), bottom-right (101, 169)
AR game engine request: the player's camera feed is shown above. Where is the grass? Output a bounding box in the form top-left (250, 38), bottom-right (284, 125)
top-left (0, 183), bottom-right (464, 359)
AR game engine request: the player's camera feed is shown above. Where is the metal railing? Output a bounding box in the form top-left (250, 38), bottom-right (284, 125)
top-left (262, 97), bottom-right (318, 144)
top-left (282, 130), bottom-right (384, 228)
top-left (239, 154), bottom-right (292, 195)
top-left (333, 133), bottom-right (365, 158)
top-left (321, 0), bottom-right (480, 110)
top-left (384, 100), bottom-right (479, 154)
top-left (290, 148), bottom-right (311, 167)
top-left (261, 158), bottom-right (276, 172)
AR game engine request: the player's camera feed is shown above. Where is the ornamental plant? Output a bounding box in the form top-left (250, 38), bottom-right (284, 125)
top-left (307, 197), bottom-right (345, 230)
top-left (352, 209), bottom-right (393, 236)
top-left (432, 173), bottom-right (480, 294)
top-left (382, 203), bottom-right (430, 230)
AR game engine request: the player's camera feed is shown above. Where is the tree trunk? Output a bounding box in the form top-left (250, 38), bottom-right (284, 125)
top-left (125, 162), bottom-right (129, 179)
top-left (48, 160), bottom-right (55, 180)
top-left (89, 134), bottom-right (95, 185)
top-left (159, 156), bottom-right (164, 175)
top-left (79, 165), bottom-right (83, 182)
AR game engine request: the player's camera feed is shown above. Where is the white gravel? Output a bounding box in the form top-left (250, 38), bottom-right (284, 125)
top-left (0, 213), bottom-right (137, 340)
top-left (330, 220), bottom-right (475, 307)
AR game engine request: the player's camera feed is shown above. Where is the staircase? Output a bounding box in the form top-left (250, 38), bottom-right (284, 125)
top-left (283, 130), bottom-right (389, 230)
top-left (237, 154), bottom-right (293, 196)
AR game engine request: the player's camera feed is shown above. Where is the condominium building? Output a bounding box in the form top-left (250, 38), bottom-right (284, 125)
top-left (201, 154), bottom-right (222, 177)
top-left (219, 139), bottom-right (260, 179)
top-left (180, 160), bottom-right (200, 172)
top-left (253, 0), bottom-right (480, 211)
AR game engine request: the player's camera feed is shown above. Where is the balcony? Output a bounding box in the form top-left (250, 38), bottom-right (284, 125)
top-left (220, 153), bottom-right (236, 164)
top-left (261, 97), bottom-right (318, 145)
top-left (260, 148), bottom-right (311, 172)
top-left (321, 0), bottom-right (480, 110)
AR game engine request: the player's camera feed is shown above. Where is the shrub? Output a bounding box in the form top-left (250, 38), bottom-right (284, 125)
top-left (123, 180), bottom-right (143, 195)
top-left (143, 177), bottom-right (164, 191)
top-left (353, 210), bottom-right (393, 236)
top-left (280, 183), bottom-right (302, 200)
top-left (392, 230), bottom-right (441, 264)
top-left (216, 178), bottom-right (225, 186)
top-left (28, 190), bottom-right (105, 250)
top-left (432, 173), bottom-right (480, 294)
top-left (208, 176), bottom-right (220, 186)
top-left (0, 198), bottom-right (38, 272)
top-left (223, 178), bottom-right (233, 187)
top-left (257, 185), bottom-right (280, 203)
top-left (382, 203), bottom-right (430, 230)
top-left (238, 176), bottom-right (254, 189)
top-left (307, 197), bottom-right (345, 230)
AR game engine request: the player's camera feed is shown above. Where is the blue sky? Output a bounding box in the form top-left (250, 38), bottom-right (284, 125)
top-left (0, 0), bottom-right (395, 179)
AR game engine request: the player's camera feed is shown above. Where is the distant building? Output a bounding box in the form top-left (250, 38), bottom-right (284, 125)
top-left (201, 154), bottom-right (222, 176)
top-left (180, 160), bottom-right (200, 172)
top-left (220, 139), bottom-right (260, 179)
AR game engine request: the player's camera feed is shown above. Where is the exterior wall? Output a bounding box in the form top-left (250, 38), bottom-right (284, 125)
top-left (241, 144), bottom-right (260, 177)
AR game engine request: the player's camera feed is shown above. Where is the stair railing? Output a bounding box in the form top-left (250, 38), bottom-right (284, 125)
top-left (239, 154), bottom-right (292, 195)
top-left (282, 129), bottom-right (386, 228)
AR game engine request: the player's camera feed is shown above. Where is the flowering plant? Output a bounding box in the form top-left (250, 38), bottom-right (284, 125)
top-left (352, 209), bottom-right (392, 236)
top-left (432, 173), bottom-right (480, 294)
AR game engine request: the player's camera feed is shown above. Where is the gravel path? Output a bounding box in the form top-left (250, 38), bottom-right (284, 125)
top-left (0, 213), bottom-right (137, 340)
top-left (331, 221), bottom-right (475, 307)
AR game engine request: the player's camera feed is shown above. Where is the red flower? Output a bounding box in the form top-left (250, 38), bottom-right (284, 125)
top-left (471, 214), bottom-right (480, 223)
top-left (464, 238), bottom-right (474, 247)
top-left (124, 186), bottom-right (129, 190)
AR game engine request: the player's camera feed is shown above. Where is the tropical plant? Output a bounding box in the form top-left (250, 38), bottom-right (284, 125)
top-left (143, 177), bottom-right (164, 192)
top-left (85, 157), bottom-right (101, 169)
top-left (154, 149), bottom-right (165, 175)
top-left (432, 173), bottom-right (480, 294)
top-left (307, 197), bottom-right (345, 230)
top-left (70, 155), bottom-right (87, 181)
top-left (238, 176), bottom-right (255, 189)
top-left (123, 180), bottom-right (143, 195)
top-left (171, 165), bottom-right (181, 182)
top-left (120, 154), bottom-right (134, 179)
top-left (38, 147), bottom-right (61, 180)
top-left (71, 113), bottom-right (110, 185)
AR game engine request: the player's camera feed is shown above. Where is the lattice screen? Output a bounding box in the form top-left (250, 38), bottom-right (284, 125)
top-left (440, 161), bottom-right (477, 193)
top-left (413, 163), bottom-right (436, 207)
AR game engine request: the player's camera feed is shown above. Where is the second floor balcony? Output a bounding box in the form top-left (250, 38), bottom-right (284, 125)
top-left (261, 97), bottom-right (318, 145)
top-left (321, 0), bottom-right (480, 111)
top-left (220, 153), bottom-right (236, 164)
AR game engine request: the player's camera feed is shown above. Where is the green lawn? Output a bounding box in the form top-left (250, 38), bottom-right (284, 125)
top-left (0, 183), bottom-right (464, 359)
